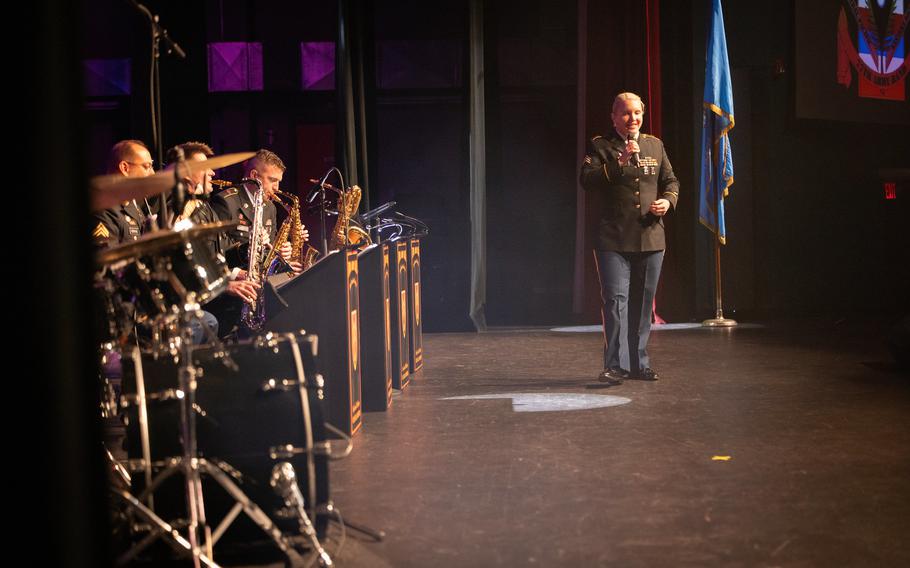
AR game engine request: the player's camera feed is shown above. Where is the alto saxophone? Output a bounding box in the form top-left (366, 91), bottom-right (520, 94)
top-left (266, 189), bottom-right (320, 271)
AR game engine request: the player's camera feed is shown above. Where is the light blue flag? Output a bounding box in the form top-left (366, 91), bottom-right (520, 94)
top-left (699, 0), bottom-right (734, 244)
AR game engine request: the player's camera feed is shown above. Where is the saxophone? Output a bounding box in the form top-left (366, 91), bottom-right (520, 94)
top-left (240, 178), bottom-right (268, 332)
top-left (265, 189), bottom-right (320, 271)
top-left (329, 184), bottom-right (372, 251)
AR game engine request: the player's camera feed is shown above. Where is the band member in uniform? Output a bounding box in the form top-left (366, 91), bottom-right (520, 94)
top-left (211, 149), bottom-right (307, 273)
top-left (580, 92), bottom-right (679, 385)
top-left (93, 139), bottom-right (219, 344)
top-left (165, 141), bottom-right (221, 228)
top-left (164, 142), bottom-right (261, 334)
top-left (92, 140), bottom-right (154, 247)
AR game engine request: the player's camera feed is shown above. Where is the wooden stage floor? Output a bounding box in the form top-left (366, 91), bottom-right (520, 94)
top-left (317, 319), bottom-right (909, 567)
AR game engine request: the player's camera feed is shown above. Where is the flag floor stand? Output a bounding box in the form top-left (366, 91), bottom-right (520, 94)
top-left (702, 235), bottom-right (737, 328)
top-left (702, 315), bottom-right (738, 327)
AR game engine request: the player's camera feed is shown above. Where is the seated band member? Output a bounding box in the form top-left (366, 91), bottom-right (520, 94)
top-left (164, 141), bottom-right (261, 338)
top-left (211, 148), bottom-right (307, 273)
top-left (92, 139), bottom-right (217, 344)
top-left (92, 140), bottom-right (155, 247)
top-left (165, 142), bottom-right (221, 228)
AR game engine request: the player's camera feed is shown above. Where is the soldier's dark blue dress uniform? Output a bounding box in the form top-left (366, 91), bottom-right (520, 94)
top-left (92, 200), bottom-right (147, 247)
top-left (207, 184), bottom-right (280, 337)
top-left (91, 198), bottom-right (218, 343)
top-left (210, 185), bottom-right (278, 268)
top-left (580, 131), bottom-right (679, 379)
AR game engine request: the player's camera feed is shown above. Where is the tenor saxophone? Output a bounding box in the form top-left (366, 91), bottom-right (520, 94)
top-left (329, 184), bottom-right (372, 251)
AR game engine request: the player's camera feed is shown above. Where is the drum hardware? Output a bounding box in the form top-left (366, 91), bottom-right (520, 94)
top-left (111, 489), bottom-right (220, 568)
top-left (268, 442), bottom-right (333, 460)
top-left (260, 373), bottom-right (324, 393)
top-left (96, 214), bottom-right (337, 565)
top-left (113, 333), bottom-right (336, 566)
top-left (118, 455), bottom-right (311, 567)
top-left (109, 316), bottom-right (240, 565)
top-left (271, 462), bottom-right (333, 566)
top-left (260, 378), bottom-right (305, 393)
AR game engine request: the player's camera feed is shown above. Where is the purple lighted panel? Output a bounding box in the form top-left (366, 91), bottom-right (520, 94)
top-left (300, 42), bottom-right (335, 90)
top-left (208, 42), bottom-right (263, 92)
top-left (83, 59), bottom-right (131, 97)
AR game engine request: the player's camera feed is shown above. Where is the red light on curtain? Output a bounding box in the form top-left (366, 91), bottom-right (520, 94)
top-left (884, 182), bottom-right (897, 200)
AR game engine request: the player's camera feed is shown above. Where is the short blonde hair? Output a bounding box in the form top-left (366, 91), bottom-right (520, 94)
top-left (247, 149), bottom-right (286, 173)
top-left (612, 92), bottom-right (645, 113)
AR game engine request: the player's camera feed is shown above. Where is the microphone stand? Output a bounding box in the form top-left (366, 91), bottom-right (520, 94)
top-left (128, 0), bottom-right (186, 231)
top-left (307, 168), bottom-right (339, 256)
top-left (171, 147), bottom-right (187, 225)
top-left (319, 184), bottom-right (329, 255)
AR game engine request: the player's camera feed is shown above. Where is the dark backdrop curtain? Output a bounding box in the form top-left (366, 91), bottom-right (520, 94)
top-left (574, 0), bottom-right (664, 322)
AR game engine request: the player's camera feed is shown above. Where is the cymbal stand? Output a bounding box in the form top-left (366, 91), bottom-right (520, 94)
top-left (113, 305), bottom-right (225, 567)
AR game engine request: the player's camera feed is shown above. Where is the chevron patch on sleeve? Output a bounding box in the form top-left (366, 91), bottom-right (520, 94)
top-left (92, 222), bottom-right (110, 239)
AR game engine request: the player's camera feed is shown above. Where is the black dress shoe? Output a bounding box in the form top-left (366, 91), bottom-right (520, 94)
top-left (633, 368), bottom-right (660, 381)
top-left (597, 367), bottom-right (628, 385)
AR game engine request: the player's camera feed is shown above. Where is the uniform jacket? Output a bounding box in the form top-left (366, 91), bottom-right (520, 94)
top-left (169, 196), bottom-right (225, 257)
top-left (92, 200), bottom-right (147, 247)
top-left (580, 131), bottom-right (679, 252)
top-left (210, 185), bottom-right (277, 267)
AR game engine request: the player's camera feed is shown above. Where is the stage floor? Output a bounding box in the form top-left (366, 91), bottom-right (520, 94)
top-left (267, 319), bottom-right (909, 566)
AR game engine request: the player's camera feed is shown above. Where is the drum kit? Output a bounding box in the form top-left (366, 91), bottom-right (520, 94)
top-left (94, 153), bottom-right (340, 567)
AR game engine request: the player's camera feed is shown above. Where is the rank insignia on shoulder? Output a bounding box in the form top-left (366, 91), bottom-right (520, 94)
top-left (591, 135), bottom-right (602, 141)
top-left (219, 187), bottom-right (239, 198)
top-left (92, 222), bottom-right (110, 239)
top-left (584, 155), bottom-right (592, 164)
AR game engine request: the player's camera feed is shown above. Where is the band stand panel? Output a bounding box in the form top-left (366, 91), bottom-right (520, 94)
top-left (408, 238), bottom-right (424, 373)
top-left (358, 244), bottom-right (393, 411)
top-left (266, 250), bottom-right (363, 436)
top-left (389, 240), bottom-right (411, 389)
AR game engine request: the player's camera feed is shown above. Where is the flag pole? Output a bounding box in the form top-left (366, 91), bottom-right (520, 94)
top-left (703, 124), bottom-right (736, 327)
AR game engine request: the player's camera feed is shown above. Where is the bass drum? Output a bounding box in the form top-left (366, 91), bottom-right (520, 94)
top-left (122, 332), bottom-right (330, 559)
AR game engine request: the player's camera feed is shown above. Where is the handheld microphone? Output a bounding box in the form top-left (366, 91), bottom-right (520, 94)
top-left (627, 134), bottom-right (640, 167)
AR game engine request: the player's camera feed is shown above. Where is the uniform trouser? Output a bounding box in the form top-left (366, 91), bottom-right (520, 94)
top-left (594, 249), bottom-right (664, 373)
top-left (188, 310), bottom-right (220, 344)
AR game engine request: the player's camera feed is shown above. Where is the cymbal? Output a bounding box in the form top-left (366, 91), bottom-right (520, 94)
top-left (90, 170), bottom-right (175, 211)
top-left (96, 220), bottom-right (240, 265)
top-left (90, 152), bottom-right (255, 211)
top-left (183, 151), bottom-right (256, 173)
